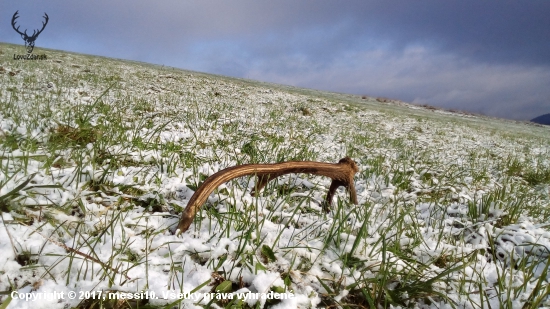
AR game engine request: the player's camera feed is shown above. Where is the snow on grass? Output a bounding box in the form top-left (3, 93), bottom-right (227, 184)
top-left (1, 42), bottom-right (550, 308)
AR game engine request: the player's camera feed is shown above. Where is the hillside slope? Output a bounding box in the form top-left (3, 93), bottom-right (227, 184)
top-left (1, 43), bottom-right (550, 309)
top-left (531, 113), bottom-right (550, 125)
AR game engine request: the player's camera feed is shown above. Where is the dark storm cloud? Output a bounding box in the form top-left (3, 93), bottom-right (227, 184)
top-left (1, 1), bottom-right (549, 120)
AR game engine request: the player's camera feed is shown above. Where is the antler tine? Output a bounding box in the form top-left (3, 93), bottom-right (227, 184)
top-left (11, 10), bottom-right (19, 24)
top-left (42, 13), bottom-right (49, 27)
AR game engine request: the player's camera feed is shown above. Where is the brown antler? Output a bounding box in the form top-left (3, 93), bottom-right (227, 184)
top-left (177, 157), bottom-right (359, 233)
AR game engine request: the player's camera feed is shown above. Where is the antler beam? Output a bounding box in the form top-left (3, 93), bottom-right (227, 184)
top-left (11, 11), bottom-right (25, 36)
top-left (35, 13), bottom-right (49, 37)
top-left (177, 157), bottom-right (359, 233)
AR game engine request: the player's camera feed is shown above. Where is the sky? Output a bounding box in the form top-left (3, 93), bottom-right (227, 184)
top-left (1, 1), bottom-right (549, 121)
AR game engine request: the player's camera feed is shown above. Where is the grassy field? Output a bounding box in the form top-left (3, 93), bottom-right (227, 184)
top-left (1, 42), bottom-right (550, 309)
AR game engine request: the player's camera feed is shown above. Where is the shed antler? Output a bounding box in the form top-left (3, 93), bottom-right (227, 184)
top-left (177, 157), bottom-right (359, 233)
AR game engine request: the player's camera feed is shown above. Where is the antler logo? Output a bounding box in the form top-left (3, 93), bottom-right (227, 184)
top-left (11, 10), bottom-right (49, 54)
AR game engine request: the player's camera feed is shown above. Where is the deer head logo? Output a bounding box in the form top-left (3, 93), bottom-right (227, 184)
top-left (11, 11), bottom-right (49, 54)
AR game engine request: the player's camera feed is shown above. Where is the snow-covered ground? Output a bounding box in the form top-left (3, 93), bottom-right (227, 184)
top-left (1, 43), bottom-right (550, 308)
